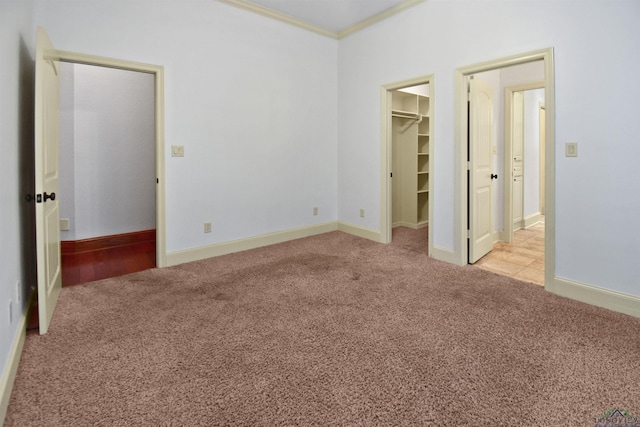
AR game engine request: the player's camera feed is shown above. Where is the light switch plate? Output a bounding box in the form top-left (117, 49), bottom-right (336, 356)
top-left (565, 142), bottom-right (578, 157)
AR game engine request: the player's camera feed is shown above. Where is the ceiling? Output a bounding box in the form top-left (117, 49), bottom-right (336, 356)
top-left (219, 0), bottom-right (426, 38)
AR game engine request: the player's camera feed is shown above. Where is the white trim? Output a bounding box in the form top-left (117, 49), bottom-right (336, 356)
top-left (430, 246), bottom-right (456, 264)
top-left (455, 48), bottom-right (555, 281)
top-left (524, 212), bottom-right (542, 229)
top-left (503, 81), bottom-right (544, 244)
top-left (338, 221), bottom-right (382, 242)
top-left (0, 292), bottom-right (35, 425)
top-left (381, 74), bottom-right (434, 257)
top-left (392, 221), bottom-right (429, 230)
top-left (166, 222), bottom-right (338, 266)
top-left (217, 0), bottom-right (337, 39)
top-left (548, 277), bottom-right (640, 319)
top-left (55, 50), bottom-right (167, 268)
top-left (337, 0), bottom-right (427, 39)
top-left (218, 0), bottom-right (426, 40)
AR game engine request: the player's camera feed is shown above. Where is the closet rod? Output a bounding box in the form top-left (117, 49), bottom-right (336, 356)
top-left (392, 112), bottom-right (423, 121)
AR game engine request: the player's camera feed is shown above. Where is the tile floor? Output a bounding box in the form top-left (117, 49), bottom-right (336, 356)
top-left (475, 219), bottom-right (545, 286)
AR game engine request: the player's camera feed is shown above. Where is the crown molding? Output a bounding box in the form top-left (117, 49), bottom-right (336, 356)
top-left (218, 0), bottom-right (339, 39)
top-left (218, 0), bottom-right (427, 40)
top-left (338, 0), bottom-right (426, 39)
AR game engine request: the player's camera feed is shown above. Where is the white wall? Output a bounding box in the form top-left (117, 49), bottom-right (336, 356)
top-left (338, 0), bottom-right (640, 296)
top-left (59, 63), bottom-right (155, 241)
top-left (34, 0), bottom-right (339, 251)
top-left (0, 0), bottom-right (35, 396)
top-left (523, 88), bottom-right (544, 218)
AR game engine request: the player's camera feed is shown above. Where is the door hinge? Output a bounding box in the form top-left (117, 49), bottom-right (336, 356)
top-left (467, 230), bottom-right (470, 239)
top-left (467, 161), bottom-right (471, 171)
top-left (390, 172), bottom-right (393, 178)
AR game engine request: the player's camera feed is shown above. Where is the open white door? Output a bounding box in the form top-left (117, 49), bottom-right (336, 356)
top-left (35, 27), bottom-right (62, 334)
top-left (469, 77), bottom-right (495, 263)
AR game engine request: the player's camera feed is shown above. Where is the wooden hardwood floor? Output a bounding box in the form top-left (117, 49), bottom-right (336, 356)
top-left (61, 241), bottom-right (156, 286)
top-left (29, 231), bottom-right (156, 333)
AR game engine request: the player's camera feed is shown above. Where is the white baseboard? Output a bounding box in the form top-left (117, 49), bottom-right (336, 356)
top-left (337, 221), bottom-right (382, 242)
top-left (391, 221), bottom-right (428, 230)
top-left (430, 246), bottom-right (456, 264)
top-left (166, 221), bottom-right (338, 266)
top-left (548, 277), bottom-right (640, 319)
top-left (524, 212), bottom-right (542, 229)
top-left (1, 292), bottom-right (35, 425)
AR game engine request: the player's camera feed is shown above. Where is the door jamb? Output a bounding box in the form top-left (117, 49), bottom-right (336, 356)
top-left (455, 48), bottom-right (555, 288)
top-left (380, 74), bottom-right (434, 257)
top-left (55, 50), bottom-right (167, 267)
top-left (503, 81), bottom-right (544, 243)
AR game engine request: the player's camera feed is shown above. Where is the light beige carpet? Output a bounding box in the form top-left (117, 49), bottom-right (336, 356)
top-left (6, 230), bottom-right (640, 426)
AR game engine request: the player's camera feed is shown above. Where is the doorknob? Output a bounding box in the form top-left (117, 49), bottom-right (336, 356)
top-left (491, 174), bottom-right (498, 180)
top-left (44, 192), bottom-right (56, 202)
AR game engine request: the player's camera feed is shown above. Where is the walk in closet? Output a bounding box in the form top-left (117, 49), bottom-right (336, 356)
top-left (391, 84), bottom-right (430, 229)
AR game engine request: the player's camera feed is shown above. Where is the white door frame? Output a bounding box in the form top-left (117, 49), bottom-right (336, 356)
top-left (503, 81), bottom-right (544, 243)
top-left (454, 48), bottom-right (555, 288)
top-left (380, 74), bottom-right (434, 256)
top-left (56, 50), bottom-right (167, 267)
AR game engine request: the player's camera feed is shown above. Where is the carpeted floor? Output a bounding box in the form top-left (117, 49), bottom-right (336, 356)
top-left (6, 229), bottom-right (640, 426)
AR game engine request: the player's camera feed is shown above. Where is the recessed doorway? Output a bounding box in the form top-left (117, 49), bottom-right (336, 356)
top-left (381, 75), bottom-right (434, 256)
top-left (58, 62), bottom-right (157, 286)
top-left (454, 48), bottom-right (555, 288)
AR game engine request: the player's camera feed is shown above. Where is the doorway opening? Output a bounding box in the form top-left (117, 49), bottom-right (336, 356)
top-left (476, 81), bottom-right (546, 285)
top-left (58, 62), bottom-right (157, 286)
top-left (32, 27), bottom-right (166, 334)
top-left (455, 48), bottom-right (555, 288)
top-left (381, 75), bottom-right (434, 256)
top-left (53, 50), bottom-right (167, 276)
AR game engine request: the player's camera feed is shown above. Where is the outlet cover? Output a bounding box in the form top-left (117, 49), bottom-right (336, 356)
top-left (360, 209), bottom-right (365, 218)
top-left (313, 207), bottom-right (318, 216)
top-left (171, 145), bottom-right (185, 157)
top-left (204, 222), bottom-right (212, 233)
top-left (8, 300), bottom-right (12, 324)
top-left (16, 280), bottom-right (21, 303)
top-left (60, 218), bottom-right (70, 231)
top-left (565, 142), bottom-right (578, 157)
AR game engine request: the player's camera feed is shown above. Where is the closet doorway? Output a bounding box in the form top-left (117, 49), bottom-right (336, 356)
top-left (381, 75), bottom-right (434, 255)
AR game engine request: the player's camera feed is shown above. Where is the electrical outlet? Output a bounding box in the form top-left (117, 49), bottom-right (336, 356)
top-left (204, 222), bottom-right (212, 233)
top-left (16, 280), bottom-right (21, 303)
top-left (60, 218), bottom-right (70, 231)
top-left (360, 209), bottom-right (365, 218)
top-left (313, 207), bottom-right (318, 216)
top-left (171, 145), bottom-right (185, 157)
